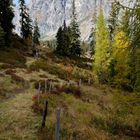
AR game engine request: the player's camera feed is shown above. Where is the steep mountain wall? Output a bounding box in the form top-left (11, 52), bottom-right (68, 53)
top-left (14, 0), bottom-right (113, 40)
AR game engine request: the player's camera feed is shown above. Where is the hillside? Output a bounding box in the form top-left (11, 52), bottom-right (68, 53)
top-left (0, 0), bottom-right (140, 139)
top-left (0, 38), bottom-right (139, 140)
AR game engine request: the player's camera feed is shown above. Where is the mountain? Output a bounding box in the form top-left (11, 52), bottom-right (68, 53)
top-left (14, 0), bottom-right (113, 41)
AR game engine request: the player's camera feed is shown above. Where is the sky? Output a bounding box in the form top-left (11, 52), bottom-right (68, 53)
top-left (14, 0), bottom-right (30, 5)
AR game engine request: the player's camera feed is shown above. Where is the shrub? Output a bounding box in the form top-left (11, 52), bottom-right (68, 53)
top-left (32, 84), bottom-right (83, 114)
top-left (29, 59), bottom-right (47, 71)
top-left (91, 115), bottom-right (140, 137)
top-left (54, 84), bottom-right (82, 98)
top-left (29, 59), bottom-right (70, 80)
top-left (91, 93), bottom-right (140, 138)
top-left (32, 94), bottom-right (48, 114)
top-left (72, 67), bottom-right (94, 84)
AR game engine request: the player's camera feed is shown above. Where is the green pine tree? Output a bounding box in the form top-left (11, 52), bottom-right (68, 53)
top-left (110, 0), bottom-right (140, 91)
top-left (129, 1), bottom-right (140, 92)
top-left (0, 25), bottom-right (5, 48)
top-left (56, 26), bottom-right (64, 55)
top-left (69, 0), bottom-right (81, 56)
top-left (88, 29), bottom-right (95, 54)
top-left (19, 0), bottom-right (32, 39)
top-left (134, 48), bottom-right (140, 92)
top-left (94, 5), bottom-right (110, 84)
top-left (0, 0), bottom-right (14, 46)
top-left (33, 19), bottom-right (40, 45)
top-left (56, 24), bottom-right (71, 56)
top-left (108, 1), bottom-right (120, 83)
top-left (108, 1), bottom-right (120, 42)
top-left (88, 0), bottom-right (97, 56)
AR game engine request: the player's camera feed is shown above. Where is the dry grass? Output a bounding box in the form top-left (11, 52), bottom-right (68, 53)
top-left (0, 75), bottom-right (27, 100)
top-left (0, 48), bottom-right (26, 69)
top-left (32, 92), bottom-right (113, 140)
top-left (29, 59), bottom-right (95, 84)
top-left (0, 89), bottom-right (40, 140)
top-left (31, 83), bottom-right (140, 139)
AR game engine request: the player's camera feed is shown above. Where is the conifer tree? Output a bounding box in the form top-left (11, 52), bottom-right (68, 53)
top-left (56, 26), bottom-right (64, 55)
top-left (19, 0), bottom-right (32, 39)
top-left (112, 30), bottom-right (131, 88)
top-left (118, 0), bottom-right (140, 91)
top-left (33, 19), bottom-right (40, 45)
top-left (56, 0), bottom-right (71, 56)
top-left (108, 1), bottom-right (120, 83)
top-left (56, 24), bottom-right (71, 56)
top-left (64, 26), bottom-right (71, 56)
top-left (107, 0), bottom-right (140, 91)
top-left (108, 1), bottom-right (120, 43)
top-left (70, 0), bottom-right (81, 56)
top-left (129, 1), bottom-right (140, 91)
top-left (0, 25), bottom-right (5, 48)
top-left (88, 30), bottom-right (95, 54)
top-left (89, 0), bottom-right (97, 56)
top-left (94, 5), bottom-right (110, 84)
top-left (56, 0), bottom-right (81, 57)
top-left (0, 0), bottom-right (14, 46)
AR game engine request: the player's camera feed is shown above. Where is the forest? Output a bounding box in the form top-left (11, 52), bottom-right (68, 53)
top-left (0, 0), bottom-right (140, 140)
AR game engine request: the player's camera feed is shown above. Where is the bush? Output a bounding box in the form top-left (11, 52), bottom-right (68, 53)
top-left (92, 115), bottom-right (122, 134)
top-left (91, 93), bottom-right (140, 138)
top-left (91, 115), bottom-right (140, 137)
top-left (32, 84), bottom-right (83, 114)
top-left (54, 84), bottom-right (82, 98)
top-left (72, 67), bottom-right (94, 84)
top-left (29, 59), bottom-right (70, 80)
top-left (32, 94), bottom-right (48, 114)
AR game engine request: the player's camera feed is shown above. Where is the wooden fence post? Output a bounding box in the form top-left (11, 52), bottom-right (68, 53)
top-left (38, 82), bottom-right (41, 103)
top-left (78, 79), bottom-right (82, 87)
top-left (49, 81), bottom-right (52, 92)
top-left (55, 108), bottom-right (61, 140)
top-left (41, 101), bottom-right (48, 128)
top-left (51, 82), bottom-right (54, 91)
top-left (79, 79), bottom-right (82, 86)
top-left (38, 82), bottom-right (41, 94)
top-left (88, 78), bottom-right (91, 85)
top-left (45, 80), bottom-right (47, 94)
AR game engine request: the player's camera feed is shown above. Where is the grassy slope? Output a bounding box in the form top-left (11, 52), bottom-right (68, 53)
top-left (0, 43), bottom-right (139, 140)
top-left (0, 89), bottom-right (40, 140)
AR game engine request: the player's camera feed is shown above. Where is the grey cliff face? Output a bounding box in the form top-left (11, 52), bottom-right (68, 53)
top-left (14, 0), bottom-right (113, 40)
